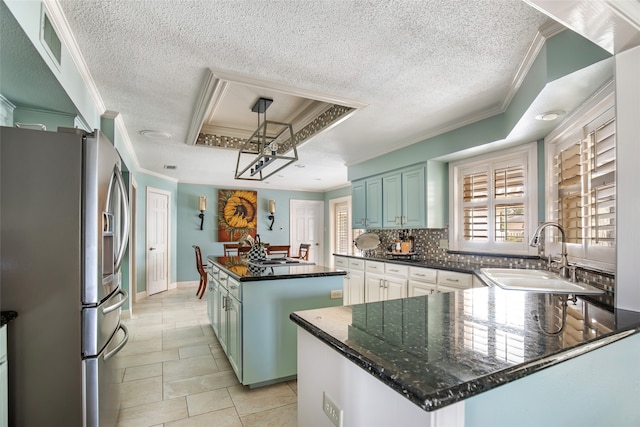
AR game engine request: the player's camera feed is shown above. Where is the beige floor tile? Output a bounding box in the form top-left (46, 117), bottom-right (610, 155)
top-left (228, 383), bottom-right (297, 417)
top-left (163, 354), bottom-right (219, 382)
top-left (163, 370), bottom-right (240, 400)
top-left (163, 334), bottom-right (216, 351)
top-left (287, 380), bottom-right (298, 395)
top-left (119, 376), bottom-right (163, 409)
top-left (129, 329), bottom-right (163, 342)
top-left (186, 388), bottom-right (234, 416)
top-left (117, 397), bottom-right (188, 427)
top-left (163, 325), bottom-right (205, 341)
top-left (214, 355), bottom-right (233, 372)
top-left (164, 407), bottom-right (243, 427)
top-left (114, 349), bottom-right (180, 369)
top-left (240, 403), bottom-right (297, 427)
top-left (123, 362), bottom-right (162, 382)
top-left (179, 344), bottom-right (214, 359)
top-left (117, 337), bottom-right (162, 357)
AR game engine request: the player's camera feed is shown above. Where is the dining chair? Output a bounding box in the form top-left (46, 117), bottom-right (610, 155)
top-left (193, 245), bottom-right (207, 299)
top-left (224, 243), bottom-right (239, 256)
top-left (267, 245), bottom-right (290, 257)
top-left (238, 246), bottom-right (251, 257)
top-left (291, 243), bottom-right (310, 261)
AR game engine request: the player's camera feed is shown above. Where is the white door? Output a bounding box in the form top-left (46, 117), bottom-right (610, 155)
top-left (146, 188), bottom-right (170, 295)
top-left (290, 200), bottom-right (324, 266)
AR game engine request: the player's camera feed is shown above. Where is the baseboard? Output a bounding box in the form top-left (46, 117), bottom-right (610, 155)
top-left (136, 290), bottom-right (148, 301)
top-left (177, 281), bottom-right (199, 288)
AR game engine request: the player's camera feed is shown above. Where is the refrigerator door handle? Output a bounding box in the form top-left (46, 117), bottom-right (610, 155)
top-left (113, 166), bottom-right (130, 273)
top-left (103, 324), bottom-right (129, 361)
top-left (102, 288), bottom-right (128, 315)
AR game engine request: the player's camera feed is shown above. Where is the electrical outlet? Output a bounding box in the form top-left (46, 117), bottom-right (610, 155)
top-left (323, 392), bottom-right (343, 427)
top-left (439, 239), bottom-right (449, 249)
top-left (330, 289), bottom-right (343, 299)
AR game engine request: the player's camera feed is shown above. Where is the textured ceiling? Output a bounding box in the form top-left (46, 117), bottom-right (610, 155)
top-left (55, 0), bottom-right (552, 191)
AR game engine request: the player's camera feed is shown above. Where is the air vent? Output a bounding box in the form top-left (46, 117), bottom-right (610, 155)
top-left (163, 165), bottom-right (177, 170)
top-left (41, 9), bottom-right (62, 66)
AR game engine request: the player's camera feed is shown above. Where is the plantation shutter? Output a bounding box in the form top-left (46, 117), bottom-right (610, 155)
top-left (494, 165), bottom-right (525, 243)
top-left (335, 201), bottom-right (349, 254)
top-left (463, 171), bottom-right (488, 241)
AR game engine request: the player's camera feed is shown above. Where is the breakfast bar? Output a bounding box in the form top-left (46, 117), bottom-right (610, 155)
top-left (206, 256), bottom-right (346, 387)
top-left (291, 285), bottom-right (640, 426)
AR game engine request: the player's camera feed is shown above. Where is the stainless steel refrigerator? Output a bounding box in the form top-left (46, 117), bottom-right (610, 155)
top-left (0, 126), bottom-right (130, 426)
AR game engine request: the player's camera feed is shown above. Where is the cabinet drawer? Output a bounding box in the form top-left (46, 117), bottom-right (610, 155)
top-left (408, 266), bottom-right (437, 283)
top-left (384, 263), bottom-right (408, 278)
top-left (437, 271), bottom-right (472, 289)
top-left (348, 259), bottom-right (365, 270)
top-left (334, 256), bottom-right (348, 269)
top-left (365, 260), bottom-right (385, 273)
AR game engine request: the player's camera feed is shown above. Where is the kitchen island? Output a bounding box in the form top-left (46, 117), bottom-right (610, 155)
top-left (291, 285), bottom-right (640, 426)
top-left (206, 256), bottom-right (346, 388)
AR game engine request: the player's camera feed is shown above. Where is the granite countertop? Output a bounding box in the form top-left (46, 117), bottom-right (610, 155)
top-left (334, 253), bottom-right (543, 274)
top-left (208, 255), bottom-right (346, 282)
top-left (290, 286), bottom-right (640, 412)
top-left (1, 311), bottom-right (18, 327)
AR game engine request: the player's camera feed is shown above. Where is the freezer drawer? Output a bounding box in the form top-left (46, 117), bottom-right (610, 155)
top-left (82, 288), bottom-right (128, 357)
top-left (83, 323), bottom-right (128, 427)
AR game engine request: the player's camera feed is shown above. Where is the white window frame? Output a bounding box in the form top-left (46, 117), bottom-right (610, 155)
top-left (544, 83), bottom-right (616, 272)
top-left (329, 196), bottom-right (353, 264)
top-left (449, 142), bottom-right (538, 255)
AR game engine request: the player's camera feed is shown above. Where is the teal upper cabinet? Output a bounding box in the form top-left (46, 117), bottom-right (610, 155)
top-left (382, 166), bottom-right (426, 229)
top-left (352, 177), bottom-right (383, 228)
top-left (354, 163), bottom-right (446, 230)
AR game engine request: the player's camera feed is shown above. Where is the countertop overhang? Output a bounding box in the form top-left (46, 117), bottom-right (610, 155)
top-left (290, 286), bottom-right (640, 412)
top-left (208, 255), bottom-right (346, 282)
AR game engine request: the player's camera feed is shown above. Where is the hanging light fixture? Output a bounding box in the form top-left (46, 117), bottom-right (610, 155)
top-left (234, 97), bottom-right (297, 181)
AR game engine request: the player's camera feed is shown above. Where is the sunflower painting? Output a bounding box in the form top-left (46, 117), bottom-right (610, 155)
top-left (218, 189), bottom-right (258, 242)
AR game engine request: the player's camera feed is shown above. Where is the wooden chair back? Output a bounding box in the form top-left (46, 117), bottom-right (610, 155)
top-left (295, 243), bottom-right (310, 261)
top-left (224, 243), bottom-right (239, 256)
top-left (193, 245), bottom-right (207, 298)
top-left (267, 245), bottom-right (290, 257)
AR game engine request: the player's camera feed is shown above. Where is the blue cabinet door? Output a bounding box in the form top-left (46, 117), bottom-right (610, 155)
top-left (382, 172), bottom-right (402, 228)
top-left (352, 180), bottom-right (367, 228)
top-left (365, 177), bottom-right (383, 228)
top-left (227, 295), bottom-right (242, 381)
top-left (402, 167), bottom-right (426, 228)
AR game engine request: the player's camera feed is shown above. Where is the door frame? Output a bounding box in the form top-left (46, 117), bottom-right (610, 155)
top-left (146, 186), bottom-right (171, 297)
top-left (289, 199), bottom-right (324, 266)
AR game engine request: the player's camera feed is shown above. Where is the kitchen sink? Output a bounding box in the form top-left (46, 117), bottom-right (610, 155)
top-left (480, 268), bottom-right (604, 295)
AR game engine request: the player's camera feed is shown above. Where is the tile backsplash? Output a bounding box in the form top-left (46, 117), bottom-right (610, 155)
top-left (361, 227), bottom-right (616, 293)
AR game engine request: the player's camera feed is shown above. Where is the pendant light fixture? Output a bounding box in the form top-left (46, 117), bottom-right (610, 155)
top-left (234, 98), bottom-right (297, 181)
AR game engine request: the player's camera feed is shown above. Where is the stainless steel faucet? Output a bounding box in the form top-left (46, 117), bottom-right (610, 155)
top-left (529, 222), bottom-right (571, 279)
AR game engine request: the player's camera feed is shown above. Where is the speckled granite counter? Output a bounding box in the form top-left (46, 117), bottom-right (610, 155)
top-left (290, 286), bottom-right (640, 412)
top-left (207, 255), bottom-right (346, 282)
top-left (0, 311), bottom-right (18, 327)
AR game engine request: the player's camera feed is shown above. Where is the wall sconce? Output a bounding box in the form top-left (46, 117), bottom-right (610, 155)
top-left (198, 196), bottom-right (207, 230)
top-left (268, 200), bottom-right (276, 230)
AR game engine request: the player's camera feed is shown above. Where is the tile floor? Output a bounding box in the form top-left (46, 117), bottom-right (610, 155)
top-left (115, 286), bottom-right (298, 427)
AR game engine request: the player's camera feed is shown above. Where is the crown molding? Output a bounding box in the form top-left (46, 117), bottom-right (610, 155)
top-left (186, 68), bottom-right (221, 146)
top-left (138, 167), bottom-right (179, 183)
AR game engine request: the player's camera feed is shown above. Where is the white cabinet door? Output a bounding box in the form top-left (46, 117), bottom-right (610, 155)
top-left (408, 280), bottom-right (436, 296)
top-left (384, 276), bottom-right (407, 300)
top-left (365, 273), bottom-right (384, 302)
top-left (348, 269), bottom-right (365, 305)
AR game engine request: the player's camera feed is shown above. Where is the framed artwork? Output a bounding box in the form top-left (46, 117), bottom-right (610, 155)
top-left (218, 189), bottom-right (257, 242)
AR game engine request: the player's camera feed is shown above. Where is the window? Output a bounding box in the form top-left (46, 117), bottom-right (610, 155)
top-left (329, 196), bottom-right (354, 257)
top-left (450, 142), bottom-right (538, 255)
top-left (547, 87), bottom-right (615, 271)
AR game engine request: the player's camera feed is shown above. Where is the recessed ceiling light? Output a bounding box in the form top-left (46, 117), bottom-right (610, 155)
top-left (535, 111), bottom-right (564, 121)
top-left (140, 130), bottom-right (172, 139)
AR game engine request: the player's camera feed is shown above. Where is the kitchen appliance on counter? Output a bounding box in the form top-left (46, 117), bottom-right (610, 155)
top-left (0, 126), bottom-right (130, 427)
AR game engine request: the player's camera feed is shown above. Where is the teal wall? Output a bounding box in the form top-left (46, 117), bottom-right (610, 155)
top-left (465, 333), bottom-right (640, 426)
top-left (177, 183), bottom-right (325, 282)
